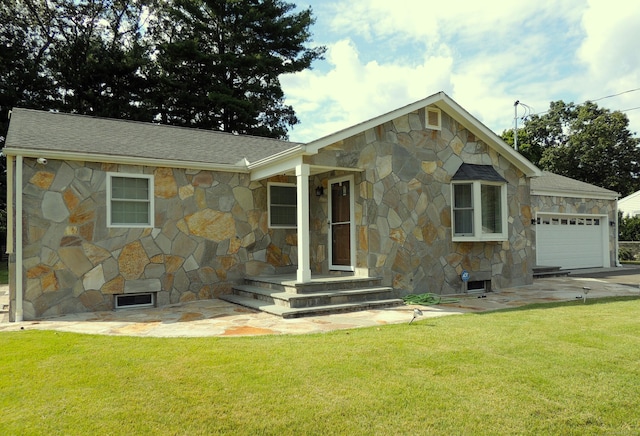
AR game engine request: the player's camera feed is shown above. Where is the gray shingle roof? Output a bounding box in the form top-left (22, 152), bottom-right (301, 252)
top-left (4, 108), bottom-right (299, 166)
top-left (531, 170), bottom-right (618, 198)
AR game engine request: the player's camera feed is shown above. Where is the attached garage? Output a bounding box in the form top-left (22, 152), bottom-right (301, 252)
top-left (531, 171), bottom-right (619, 271)
top-left (535, 214), bottom-right (607, 269)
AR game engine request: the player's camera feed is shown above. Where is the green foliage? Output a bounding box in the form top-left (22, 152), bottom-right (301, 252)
top-left (402, 292), bottom-right (460, 305)
top-left (147, 0), bottom-right (325, 138)
top-left (502, 100), bottom-right (640, 196)
top-left (2, 300), bottom-right (640, 434)
top-left (619, 212), bottom-right (640, 241)
top-left (618, 246), bottom-right (635, 261)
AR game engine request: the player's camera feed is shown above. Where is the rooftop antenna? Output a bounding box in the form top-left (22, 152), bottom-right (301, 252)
top-left (514, 100), bottom-right (519, 151)
top-left (513, 101), bottom-right (532, 152)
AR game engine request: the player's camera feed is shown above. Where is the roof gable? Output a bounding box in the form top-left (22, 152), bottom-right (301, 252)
top-left (299, 92), bottom-right (541, 178)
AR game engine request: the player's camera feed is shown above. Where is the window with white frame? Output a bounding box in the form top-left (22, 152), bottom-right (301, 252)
top-left (107, 173), bottom-right (154, 227)
top-left (451, 164), bottom-right (507, 241)
top-left (268, 183), bottom-right (297, 228)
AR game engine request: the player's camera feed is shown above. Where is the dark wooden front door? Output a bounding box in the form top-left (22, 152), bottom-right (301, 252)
top-left (329, 177), bottom-right (353, 270)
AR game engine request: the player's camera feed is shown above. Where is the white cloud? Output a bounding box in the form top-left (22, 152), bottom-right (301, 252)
top-left (577, 0), bottom-right (640, 134)
top-left (282, 39), bottom-right (454, 141)
top-left (284, 0), bottom-right (640, 142)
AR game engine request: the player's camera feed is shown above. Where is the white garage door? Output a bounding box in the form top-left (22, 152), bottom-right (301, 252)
top-left (536, 214), bottom-right (606, 269)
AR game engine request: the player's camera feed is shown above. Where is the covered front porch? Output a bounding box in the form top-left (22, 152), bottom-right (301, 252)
top-left (249, 156), bottom-right (365, 284)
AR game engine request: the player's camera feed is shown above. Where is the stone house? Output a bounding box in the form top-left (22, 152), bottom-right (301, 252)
top-left (3, 92), bottom-right (616, 321)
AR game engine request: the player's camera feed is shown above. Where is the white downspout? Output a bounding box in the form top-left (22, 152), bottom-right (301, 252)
top-left (15, 155), bottom-right (23, 321)
top-left (615, 196), bottom-right (621, 267)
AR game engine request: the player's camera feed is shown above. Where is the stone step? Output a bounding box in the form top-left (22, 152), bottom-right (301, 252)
top-left (243, 275), bottom-right (384, 294)
top-left (533, 265), bottom-right (570, 279)
top-left (232, 284), bottom-right (397, 308)
top-left (219, 294), bottom-right (404, 319)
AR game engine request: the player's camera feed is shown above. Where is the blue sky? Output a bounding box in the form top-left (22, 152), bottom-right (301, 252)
top-left (280, 0), bottom-right (640, 143)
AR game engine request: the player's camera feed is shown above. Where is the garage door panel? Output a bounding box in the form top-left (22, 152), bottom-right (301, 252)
top-left (536, 215), bottom-right (605, 269)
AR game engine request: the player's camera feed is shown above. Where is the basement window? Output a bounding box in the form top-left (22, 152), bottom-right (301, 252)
top-left (115, 293), bottom-right (155, 309)
top-left (466, 280), bottom-right (491, 294)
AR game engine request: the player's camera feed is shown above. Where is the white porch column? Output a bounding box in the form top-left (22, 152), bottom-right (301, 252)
top-left (296, 163), bottom-right (312, 283)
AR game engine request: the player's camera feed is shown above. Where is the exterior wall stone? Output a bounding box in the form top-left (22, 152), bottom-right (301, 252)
top-left (531, 194), bottom-right (617, 267)
top-left (307, 108), bottom-right (535, 295)
top-left (11, 160), bottom-right (297, 320)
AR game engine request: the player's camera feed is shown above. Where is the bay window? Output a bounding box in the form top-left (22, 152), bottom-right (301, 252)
top-left (451, 164), bottom-right (507, 241)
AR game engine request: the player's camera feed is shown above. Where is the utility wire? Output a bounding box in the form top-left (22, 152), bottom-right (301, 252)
top-left (591, 87), bottom-right (640, 103)
top-left (530, 87), bottom-right (640, 118)
top-left (502, 88), bottom-right (640, 133)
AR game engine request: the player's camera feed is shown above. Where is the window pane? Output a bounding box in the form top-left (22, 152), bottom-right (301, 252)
top-left (454, 184), bottom-right (472, 208)
top-left (112, 177), bottom-right (149, 200)
top-left (453, 184), bottom-right (474, 235)
top-left (270, 205), bottom-right (297, 226)
top-left (112, 200), bottom-right (150, 225)
top-left (110, 175), bottom-right (151, 226)
top-left (270, 185), bottom-right (296, 206)
top-left (481, 184), bottom-right (502, 233)
top-left (269, 185), bottom-right (297, 227)
top-left (454, 210), bottom-right (473, 234)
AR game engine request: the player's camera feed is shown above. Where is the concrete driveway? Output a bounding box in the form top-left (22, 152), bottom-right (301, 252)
top-left (568, 264), bottom-right (640, 287)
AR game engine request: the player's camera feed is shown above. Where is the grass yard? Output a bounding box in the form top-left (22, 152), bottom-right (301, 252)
top-left (1, 297), bottom-right (639, 435)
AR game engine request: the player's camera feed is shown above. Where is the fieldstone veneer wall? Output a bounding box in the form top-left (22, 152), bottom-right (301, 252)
top-left (12, 161), bottom-right (297, 320)
top-left (307, 107), bottom-right (534, 295)
top-left (531, 195), bottom-right (618, 266)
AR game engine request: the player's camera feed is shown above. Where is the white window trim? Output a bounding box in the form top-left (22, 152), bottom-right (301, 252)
top-left (107, 172), bottom-right (154, 228)
top-left (268, 182), bottom-right (297, 229)
top-left (452, 180), bottom-right (508, 242)
top-left (426, 107), bottom-right (442, 130)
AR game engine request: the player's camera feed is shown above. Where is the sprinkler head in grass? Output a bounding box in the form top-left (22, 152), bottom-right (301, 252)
top-left (409, 308), bottom-right (423, 324)
top-left (582, 286), bottom-right (590, 303)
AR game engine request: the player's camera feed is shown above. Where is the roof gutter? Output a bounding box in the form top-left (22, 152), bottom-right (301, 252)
top-left (1, 148), bottom-right (249, 173)
top-left (246, 144), bottom-right (305, 170)
top-left (531, 188), bottom-right (619, 201)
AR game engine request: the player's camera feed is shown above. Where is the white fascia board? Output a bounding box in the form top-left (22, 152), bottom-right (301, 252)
top-left (2, 148), bottom-right (247, 173)
top-left (247, 144), bottom-right (304, 169)
top-left (532, 189), bottom-right (619, 201)
top-left (619, 190), bottom-right (640, 202)
top-left (250, 154), bottom-right (304, 181)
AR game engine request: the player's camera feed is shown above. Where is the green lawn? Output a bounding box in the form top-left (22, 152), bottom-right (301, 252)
top-left (1, 297), bottom-right (640, 435)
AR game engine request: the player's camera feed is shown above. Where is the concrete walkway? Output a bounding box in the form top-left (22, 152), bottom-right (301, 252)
top-left (1, 273), bottom-right (639, 337)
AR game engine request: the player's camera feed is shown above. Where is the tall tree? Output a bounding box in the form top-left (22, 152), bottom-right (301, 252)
top-left (502, 100), bottom-right (640, 196)
top-left (147, 0), bottom-right (325, 138)
top-left (44, 0), bottom-right (153, 119)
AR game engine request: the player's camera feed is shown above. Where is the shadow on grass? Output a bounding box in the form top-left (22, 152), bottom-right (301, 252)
top-left (475, 295), bottom-right (640, 315)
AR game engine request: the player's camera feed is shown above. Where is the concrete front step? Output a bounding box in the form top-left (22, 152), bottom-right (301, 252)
top-left (243, 275), bottom-right (384, 294)
top-left (219, 293), bottom-right (404, 319)
top-left (232, 284), bottom-right (397, 308)
top-left (533, 265), bottom-right (570, 279)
